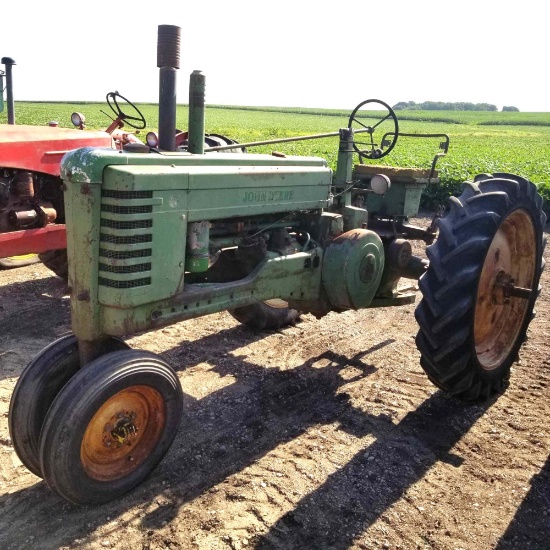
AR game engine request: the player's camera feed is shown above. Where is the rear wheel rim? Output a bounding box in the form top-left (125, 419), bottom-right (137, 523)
top-left (474, 209), bottom-right (536, 370)
top-left (81, 385), bottom-right (166, 481)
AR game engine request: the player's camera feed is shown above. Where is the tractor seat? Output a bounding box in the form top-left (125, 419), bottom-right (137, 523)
top-left (353, 164), bottom-right (438, 183)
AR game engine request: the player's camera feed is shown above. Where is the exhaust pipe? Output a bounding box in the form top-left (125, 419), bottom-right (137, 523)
top-left (157, 25), bottom-right (180, 151)
top-left (188, 70), bottom-right (205, 154)
top-left (1, 57), bottom-right (16, 124)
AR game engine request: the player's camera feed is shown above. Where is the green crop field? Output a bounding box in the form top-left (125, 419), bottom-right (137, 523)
top-left (3, 101), bottom-right (550, 213)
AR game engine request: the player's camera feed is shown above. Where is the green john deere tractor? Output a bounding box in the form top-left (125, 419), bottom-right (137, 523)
top-left (8, 25), bottom-right (546, 505)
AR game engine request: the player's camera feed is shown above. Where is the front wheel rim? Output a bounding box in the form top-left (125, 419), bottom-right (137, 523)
top-left (80, 385), bottom-right (166, 481)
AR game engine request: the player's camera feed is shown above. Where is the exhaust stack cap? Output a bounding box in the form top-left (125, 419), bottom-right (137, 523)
top-left (157, 25), bottom-right (180, 69)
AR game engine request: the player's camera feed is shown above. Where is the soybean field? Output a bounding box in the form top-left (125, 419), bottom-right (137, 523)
top-left (3, 101), bottom-right (550, 211)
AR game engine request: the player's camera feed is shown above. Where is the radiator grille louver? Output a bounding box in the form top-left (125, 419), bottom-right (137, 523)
top-left (99, 248), bottom-right (152, 260)
top-left (99, 277), bottom-right (152, 289)
top-left (102, 204), bottom-right (153, 215)
top-left (99, 190), bottom-right (154, 289)
top-left (100, 233), bottom-right (153, 245)
top-left (99, 263), bottom-right (152, 274)
top-left (102, 190), bottom-right (153, 199)
top-left (100, 218), bottom-right (153, 230)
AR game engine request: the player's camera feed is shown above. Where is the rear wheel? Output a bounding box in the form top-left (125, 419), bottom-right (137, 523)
top-left (8, 334), bottom-right (129, 477)
top-left (229, 299), bottom-right (300, 330)
top-left (39, 349), bottom-right (183, 504)
top-left (38, 249), bottom-right (68, 279)
top-left (415, 173), bottom-right (546, 400)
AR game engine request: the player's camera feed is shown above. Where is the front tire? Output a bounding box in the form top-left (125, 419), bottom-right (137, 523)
top-left (39, 349), bottom-right (183, 504)
top-left (8, 334), bottom-right (129, 477)
top-left (415, 173), bottom-right (546, 400)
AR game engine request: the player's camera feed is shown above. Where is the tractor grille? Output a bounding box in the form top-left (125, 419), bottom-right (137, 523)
top-left (99, 189), bottom-right (154, 289)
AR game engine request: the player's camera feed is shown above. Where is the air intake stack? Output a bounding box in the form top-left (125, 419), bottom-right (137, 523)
top-left (157, 25), bottom-right (180, 151)
top-left (1, 57), bottom-right (16, 124)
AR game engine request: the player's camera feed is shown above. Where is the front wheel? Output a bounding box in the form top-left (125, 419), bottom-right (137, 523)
top-left (39, 349), bottom-right (183, 504)
top-left (9, 334), bottom-right (129, 477)
top-left (415, 173), bottom-right (546, 400)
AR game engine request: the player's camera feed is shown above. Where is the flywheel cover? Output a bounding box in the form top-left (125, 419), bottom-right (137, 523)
top-left (322, 228), bottom-right (385, 310)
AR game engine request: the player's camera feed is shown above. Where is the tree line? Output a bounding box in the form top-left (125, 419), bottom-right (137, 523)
top-left (393, 101), bottom-right (519, 112)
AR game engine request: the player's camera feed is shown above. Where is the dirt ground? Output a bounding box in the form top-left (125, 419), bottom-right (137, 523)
top-left (0, 214), bottom-right (548, 550)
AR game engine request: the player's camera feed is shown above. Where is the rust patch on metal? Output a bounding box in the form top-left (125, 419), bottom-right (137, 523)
top-left (77, 290), bottom-right (90, 302)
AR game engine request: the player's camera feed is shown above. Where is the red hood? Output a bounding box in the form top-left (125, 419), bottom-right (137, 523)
top-left (0, 124), bottom-right (114, 177)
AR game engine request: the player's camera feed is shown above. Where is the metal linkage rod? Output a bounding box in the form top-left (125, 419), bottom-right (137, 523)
top-left (204, 128), bottom-right (371, 152)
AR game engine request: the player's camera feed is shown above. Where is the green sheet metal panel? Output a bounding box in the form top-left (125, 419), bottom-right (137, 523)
top-left (365, 180), bottom-right (428, 218)
top-left (61, 147), bottom-right (332, 184)
top-left (62, 147), bottom-right (332, 333)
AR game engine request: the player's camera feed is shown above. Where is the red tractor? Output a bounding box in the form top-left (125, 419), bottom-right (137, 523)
top-left (0, 56), bottom-right (146, 276)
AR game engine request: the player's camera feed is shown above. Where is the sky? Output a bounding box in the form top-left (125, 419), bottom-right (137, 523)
top-left (1, 0), bottom-right (547, 112)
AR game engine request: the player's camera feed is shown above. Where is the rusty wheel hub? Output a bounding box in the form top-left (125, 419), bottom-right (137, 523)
top-left (103, 411), bottom-right (139, 448)
top-left (80, 385), bottom-right (166, 481)
top-left (474, 209), bottom-right (536, 371)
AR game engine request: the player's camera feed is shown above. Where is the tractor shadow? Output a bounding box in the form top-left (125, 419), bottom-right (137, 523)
top-left (252, 393), bottom-right (489, 549)
top-left (142, 343), bottom-right (494, 550)
top-left (0, 274), bottom-right (69, 331)
top-left (0, 275), bottom-right (70, 380)
top-left (495, 453), bottom-right (550, 549)
top-left (0, 335), bottom-right (495, 549)
top-left (0, 272), bottom-right (279, 381)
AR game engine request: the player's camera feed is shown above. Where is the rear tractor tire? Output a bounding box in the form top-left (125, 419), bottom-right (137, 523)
top-left (229, 300), bottom-right (300, 330)
top-left (415, 173), bottom-right (546, 400)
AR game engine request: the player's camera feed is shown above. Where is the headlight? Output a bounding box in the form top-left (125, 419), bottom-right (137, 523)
top-left (71, 112), bottom-right (85, 127)
top-left (370, 174), bottom-right (391, 195)
top-left (146, 132), bottom-right (159, 147)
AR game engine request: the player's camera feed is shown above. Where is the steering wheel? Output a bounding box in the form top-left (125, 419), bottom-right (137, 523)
top-left (348, 99), bottom-right (399, 161)
top-left (106, 91), bottom-right (146, 130)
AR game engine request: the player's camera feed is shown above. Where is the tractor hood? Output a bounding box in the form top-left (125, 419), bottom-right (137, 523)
top-left (0, 124), bottom-right (114, 176)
